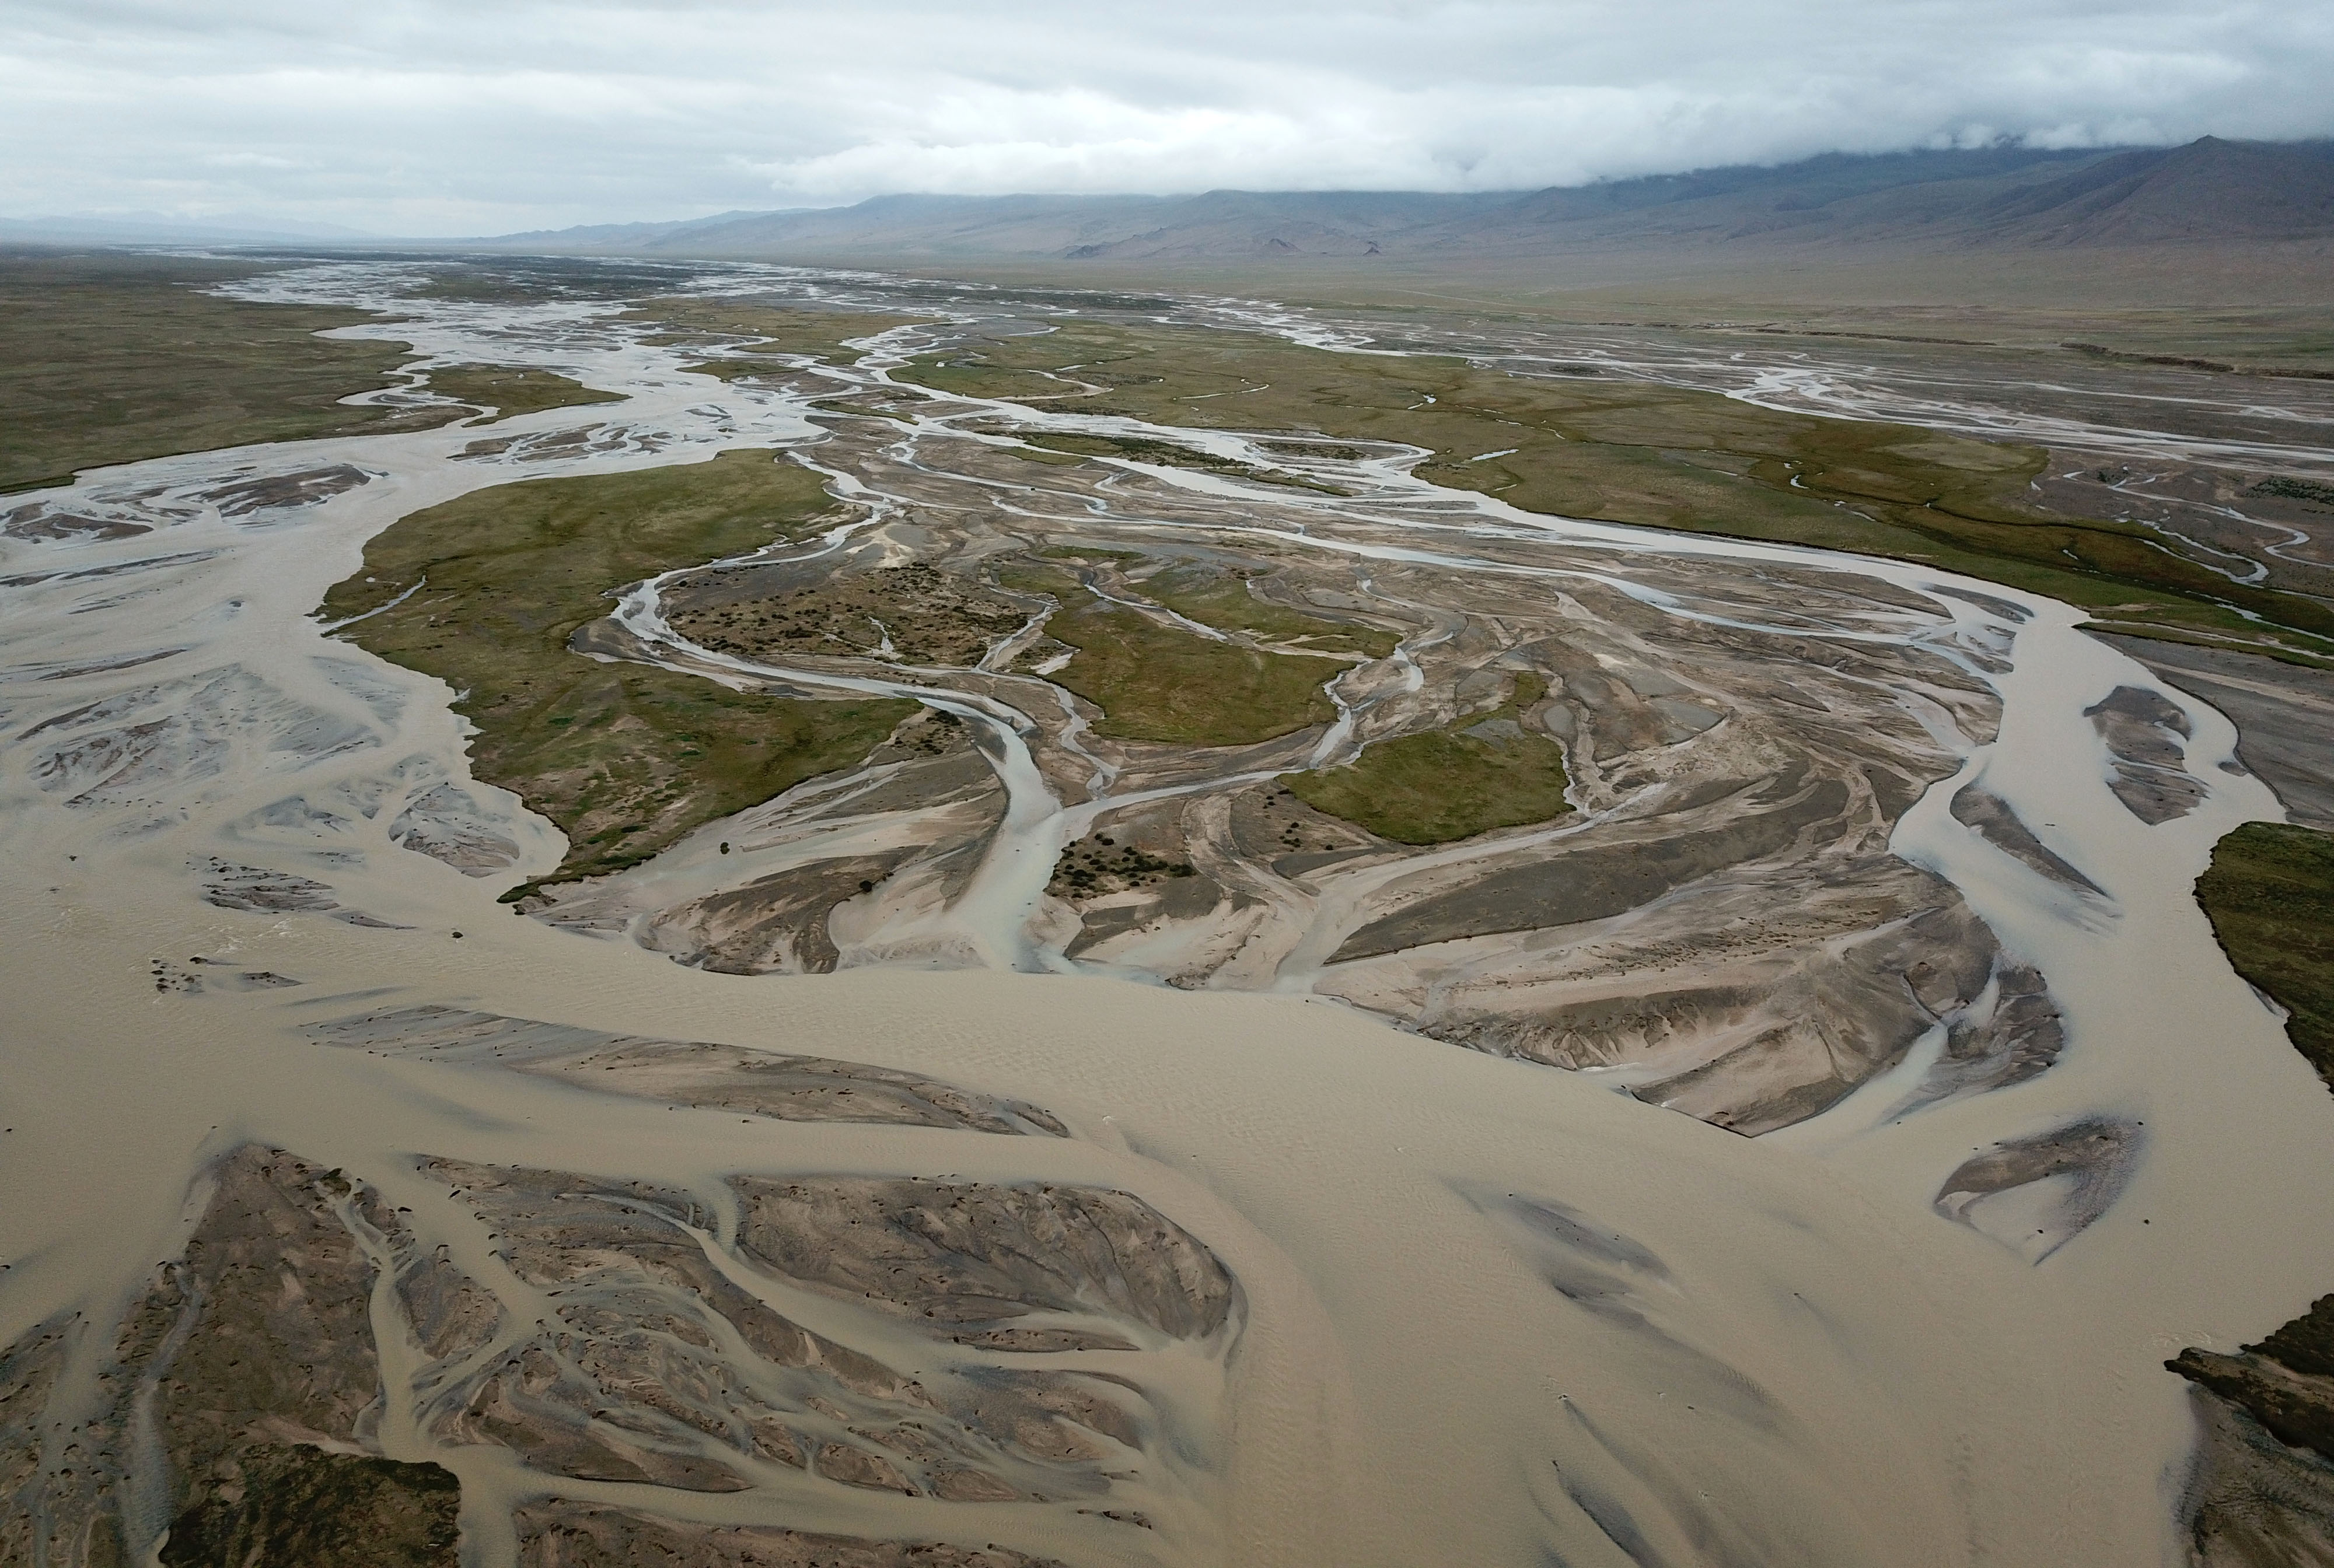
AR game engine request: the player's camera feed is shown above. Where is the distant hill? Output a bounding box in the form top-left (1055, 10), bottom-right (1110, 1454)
top-left (1963, 138), bottom-right (2334, 244)
top-left (463, 138), bottom-right (2334, 267)
top-left (481, 209), bottom-right (786, 249)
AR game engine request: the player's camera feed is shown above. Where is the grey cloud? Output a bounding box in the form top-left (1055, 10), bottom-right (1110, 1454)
top-left (2, 0), bottom-right (2327, 233)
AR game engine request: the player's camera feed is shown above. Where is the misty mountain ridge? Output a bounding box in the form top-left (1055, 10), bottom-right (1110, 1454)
top-left (474, 137), bottom-right (2334, 265)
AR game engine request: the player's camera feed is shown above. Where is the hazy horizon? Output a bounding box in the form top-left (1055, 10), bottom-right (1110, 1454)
top-left (6, 0), bottom-right (2332, 237)
top-left (0, 139), bottom-right (2189, 244)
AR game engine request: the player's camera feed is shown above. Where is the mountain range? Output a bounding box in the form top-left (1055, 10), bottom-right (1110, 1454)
top-left (472, 137), bottom-right (2334, 267)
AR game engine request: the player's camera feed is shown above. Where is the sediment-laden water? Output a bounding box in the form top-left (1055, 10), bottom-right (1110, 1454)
top-left (1, 257), bottom-right (2327, 1567)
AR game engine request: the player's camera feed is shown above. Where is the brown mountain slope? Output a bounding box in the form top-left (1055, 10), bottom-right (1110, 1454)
top-left (1970, 137), bottom-right (2334, 244)
top-left (478, 139), bottom-right (2334, 268)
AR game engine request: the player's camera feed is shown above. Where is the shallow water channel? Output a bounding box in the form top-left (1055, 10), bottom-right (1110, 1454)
top-left (0, 257), bottom-right (2325, 1567)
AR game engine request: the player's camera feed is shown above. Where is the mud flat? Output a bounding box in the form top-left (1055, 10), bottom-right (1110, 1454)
top-left (1, 254), bottom-right (2332, 1567)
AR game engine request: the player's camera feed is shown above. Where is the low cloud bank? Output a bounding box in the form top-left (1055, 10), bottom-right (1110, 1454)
top-left (2, 0), bottom-right (2328, 233)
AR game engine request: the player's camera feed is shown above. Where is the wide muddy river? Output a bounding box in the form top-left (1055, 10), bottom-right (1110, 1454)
top-left (2, 258), bottom-right (2329, 1567)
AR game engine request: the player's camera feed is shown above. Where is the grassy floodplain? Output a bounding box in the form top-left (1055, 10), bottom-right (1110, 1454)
top-left (896, 319), bottom-right (2334, 660)
top-left (2196, 822), bottom-right (2334, 1086)
top-left (0, 251), bottom-right (459, 494)
top-left (1139, 568), bottom-right (1399, 661)
top-left (1287, 674), bottom-right (1573, 843)
top-left (998, 557), bottom-right (1379, 746)
top-left (320, 450), bottom-right (913, 888)
top-left (420, 364), bottom-right (621, 422)
top-left (2172, 820), bottom-right (2334, 1487)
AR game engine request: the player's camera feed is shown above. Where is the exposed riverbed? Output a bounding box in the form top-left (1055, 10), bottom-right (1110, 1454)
top-left (1, 256), bottom-right (2327, 1567)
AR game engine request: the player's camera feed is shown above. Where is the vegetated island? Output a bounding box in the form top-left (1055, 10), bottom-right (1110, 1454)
top-left (0, 252), bottom-right (616, 495)
top-left (1286, 673), bottom-right (1572, 844)
top-left (2170, 820), bottom-right (2334, 1561)
top-left (318, 447), bottom-right (914, 891)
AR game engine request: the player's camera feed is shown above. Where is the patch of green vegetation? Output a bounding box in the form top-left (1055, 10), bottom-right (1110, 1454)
top-left (320, 449), bottom-right (913, 888)
top-left (1285, 673), bottom-right (1571, 843)
top-left (1001, 559), bottom-right (1337, 746)
top-left (896, 319), bottom-right (2334, 659)
top-left (1053, 606), bottom-right (1339, 746)
top-left (2063, 338), bottom-right (2334, 381)
top-left (2169, 818), bottom-right (2334, 1522)
top-left (160, 1446), bottom-right (459, 1568)
top-left (0, 252), bottom-right (455, 494)
top-left (2249, 476), bottom-right (2334, 509)
top-left (2196, 821), bottom-right (2334, 1087)
top-left (422, 363), bottom-right (622, 422)
top-left (2078, 622), bottom-right (2334, 671)
top-left (909, 352), bottom-right (1074, 401)
top-left (1025, 432), bottom-right (1187, 459)
top-left (1141, 567), bottom-right (1400, 659)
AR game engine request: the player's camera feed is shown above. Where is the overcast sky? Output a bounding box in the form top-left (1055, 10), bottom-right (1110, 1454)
top-left (5, 0), bottom-right (2329, 235)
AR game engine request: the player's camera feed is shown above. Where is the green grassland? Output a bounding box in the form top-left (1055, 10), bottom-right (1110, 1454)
top-left (897, 320), bottom-right (2334, 660)
top-left (907, 350), bottom-right (1071, 401)
top-left (420, 364), bottom-right (621, 422)
top-left (997, 558), bottom-right (1351, 746)
top-left (2175, 818), bottom-right (2334, 1454)
top-left (0, 251), bottom-right (462, 494)
top-left (2196, 822), bottom-right (2334, 1087)
top-left (1138, 565), bottom-right (1400, 660)
top-left (1006, 442), bottom-right (1091, 465)
top-left (320, 449), bottom-right (912, 888)
top-left (1049, 608), bottom-right (1335, 745)
top-left (1285, 674), bottom-right (1572, 843)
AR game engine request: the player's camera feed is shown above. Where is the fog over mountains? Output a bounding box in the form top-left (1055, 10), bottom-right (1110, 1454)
top-left (473, 137), bottom-right (2334, 267)
top-left (6, 135), bottom-right (2325, 295)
